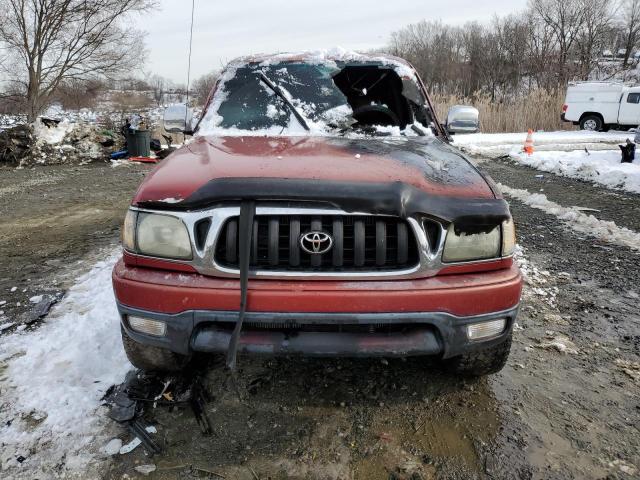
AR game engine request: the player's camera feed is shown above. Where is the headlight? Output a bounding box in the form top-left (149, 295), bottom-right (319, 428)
top-left (122, 210), bottom-right (137, 251)
top-left (442, 224), bottom-right (500, 262)
top-left (502, 218), bottom-right (516, 257)
top-left (135, 212), bottom-right (192, 259)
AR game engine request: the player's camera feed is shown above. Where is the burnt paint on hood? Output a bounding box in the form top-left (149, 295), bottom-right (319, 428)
top-left (133, 135), bottom-right (497, 207)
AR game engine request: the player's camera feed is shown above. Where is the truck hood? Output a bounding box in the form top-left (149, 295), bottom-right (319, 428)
top-left (133, 135), bottom-right (495, 206)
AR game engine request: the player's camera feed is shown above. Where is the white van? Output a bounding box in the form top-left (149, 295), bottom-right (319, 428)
top-left (561, 81), bottom-right (640, 131)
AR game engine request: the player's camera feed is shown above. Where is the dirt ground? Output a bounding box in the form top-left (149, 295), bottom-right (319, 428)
top-left (0, 162), bottom-right (149, 329)
top-left (1, 156), bottom-right (639, 479)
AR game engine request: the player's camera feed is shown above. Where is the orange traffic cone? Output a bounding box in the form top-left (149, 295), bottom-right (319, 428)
top-left (523, 129), bottom-right (534, 155)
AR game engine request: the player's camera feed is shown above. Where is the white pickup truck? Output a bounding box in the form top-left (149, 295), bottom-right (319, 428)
top-left (562, 82), bottom-right (640, 131)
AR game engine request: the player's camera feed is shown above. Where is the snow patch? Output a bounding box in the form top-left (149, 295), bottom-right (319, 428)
top-left (453, 130), bottom-right (633, 157)
top-left (158, 197), bottom-right (183, 204)
top-left (509, 149), bottom-right (640, 194)
top-left (500, 183), bottom-right (640, 251)
top-left (0, 248), bottom-right (130, 474)
top-left (33, 118), bottom-right (75, 144)
top-left (514, 245), bottom-right (558, 307)
top-left (256, 47), bottom-right (416, 78)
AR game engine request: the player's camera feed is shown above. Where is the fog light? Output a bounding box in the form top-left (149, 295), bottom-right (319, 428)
top-left (128, 316), bottom-right (167, 336)
top-left (466, 319), bottom-right (506, 340)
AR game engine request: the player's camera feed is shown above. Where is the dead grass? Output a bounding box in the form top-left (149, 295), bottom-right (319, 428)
top-left (433, 89), bottom-right (574, 133)
top-left (108, 92), bottom-right (154, 111)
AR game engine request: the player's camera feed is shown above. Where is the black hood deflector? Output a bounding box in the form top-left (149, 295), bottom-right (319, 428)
top-left (138, 177), bottom-right (510, 230)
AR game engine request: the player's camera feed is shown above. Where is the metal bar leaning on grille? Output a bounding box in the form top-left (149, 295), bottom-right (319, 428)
top-left (225, 200), bottom-right (255, 370)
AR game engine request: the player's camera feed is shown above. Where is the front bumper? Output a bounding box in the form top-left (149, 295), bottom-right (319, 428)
top-left (119, 304), bottom-right (518, 359)
top-left (114, 259), bottom-right (521, 359)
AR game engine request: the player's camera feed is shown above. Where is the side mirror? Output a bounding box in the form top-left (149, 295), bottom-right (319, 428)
top-left (446, 105), bottom-right (479, 134)
top-left (163, 104), bottom-right (194, 134)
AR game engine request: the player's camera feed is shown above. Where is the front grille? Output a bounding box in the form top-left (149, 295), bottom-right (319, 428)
top-left (214, 214), bottom-right (419, 272)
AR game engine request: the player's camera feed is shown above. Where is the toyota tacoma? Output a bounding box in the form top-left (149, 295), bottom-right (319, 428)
top-left (113, 50), bottom-right (522, 376)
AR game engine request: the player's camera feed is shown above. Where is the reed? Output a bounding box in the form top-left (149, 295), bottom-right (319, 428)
top-left (432, 89), bottom-right (573, 133)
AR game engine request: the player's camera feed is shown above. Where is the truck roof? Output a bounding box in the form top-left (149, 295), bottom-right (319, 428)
top-left (228, 49), bottom-right (415, 72)
top-left (568, 81), bottom-right (625, 88)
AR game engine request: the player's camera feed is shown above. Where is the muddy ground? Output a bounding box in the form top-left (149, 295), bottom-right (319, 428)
top-left (1, 156), bottom-right (639, 479)
top-left (0, 162), bottom-right (148, 330)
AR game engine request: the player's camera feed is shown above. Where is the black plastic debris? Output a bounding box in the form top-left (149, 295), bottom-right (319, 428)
top-left (0, 124), bottom-right (32, 165)
top-left (155, 134), bottom-right (176, 160)
top-left (40, 117), bottom-right (61, 128)
top-left (619, 139), bottom-right (636, 163)
top-left (25, 294), bottom-right (62, 325)
top-left (100, 138), bottom-right (116, 148)
top-left (150, 138), bottom-right (162, 151)
top-left (103, 369), bottom-right (213, 455)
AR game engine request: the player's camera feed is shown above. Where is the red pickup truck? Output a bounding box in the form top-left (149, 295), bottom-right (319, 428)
top-left (113, 51), bottom-right (522, 376)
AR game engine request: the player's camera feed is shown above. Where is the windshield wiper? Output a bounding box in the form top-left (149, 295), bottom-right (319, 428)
top-left (258, 72), bottom-right (310, 131)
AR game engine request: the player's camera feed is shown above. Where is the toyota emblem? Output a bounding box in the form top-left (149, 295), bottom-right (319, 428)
top-left (300, 231), bottom-right (333, 254)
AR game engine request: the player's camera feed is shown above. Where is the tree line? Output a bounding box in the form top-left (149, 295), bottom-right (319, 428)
top-left (388, 0), bottom-right (640, 100)
top-left (2, 0), bottom-right (639, 121)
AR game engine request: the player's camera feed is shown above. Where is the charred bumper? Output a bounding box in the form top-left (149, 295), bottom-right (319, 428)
top-left (118, 304), bottom-right (518, 359)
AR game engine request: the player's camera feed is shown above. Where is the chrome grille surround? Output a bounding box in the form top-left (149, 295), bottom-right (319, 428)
top-left (128, 204), bottom-right (453, 280)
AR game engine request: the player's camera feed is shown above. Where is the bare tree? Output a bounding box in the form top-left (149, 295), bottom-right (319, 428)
top-left (576, 0), bottom-right (616, 79)
top-left (0, 0), bottom-right (155, 121)
top-left (51, 78), bottom-right (106, 110)
top-left (191, 71), bottom-right (219, 106)
top-left (621, 0), bottom-right (640, 65)
top-left (149, 74), bottom-right (166, 106)
top-left (525, 13), bottom-right (559, 90)
top-left (529, 0), bottom-right (587, 81)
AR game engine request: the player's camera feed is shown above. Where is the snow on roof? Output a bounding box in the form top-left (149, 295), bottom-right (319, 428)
top-left (230, 47), bottom-right (416, 78)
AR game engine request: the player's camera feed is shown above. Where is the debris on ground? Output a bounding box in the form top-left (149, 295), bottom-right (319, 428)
top-left (24, 293), bottom-right (62, 325)
top-left (129, 156), bottom-right (157, 164)
top-left (615, 358), bottom-right (640, 381)
top-left (535, 331), bottom-right (579, 354)
top-left (0, 124), bottom-right (33, 164)
top-left (134, 464), bottom-right (157, 475)
top-left (0, 117), bottom-right (126, 167)
top-left (103, 369), bottom-right (213, 455)
top-left (102, 438), bottom-right (123, 456)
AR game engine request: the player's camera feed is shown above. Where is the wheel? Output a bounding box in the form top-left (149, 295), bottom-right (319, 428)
top-left (121, 326), bottom-right (191, 372)
top-left (579, 115), bottom-right (603, 131)
top-left (446, 335), bottom-right (512, 377)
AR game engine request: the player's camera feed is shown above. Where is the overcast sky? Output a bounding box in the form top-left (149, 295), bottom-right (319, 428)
top-left (137, 0), bottom-right (528, 84)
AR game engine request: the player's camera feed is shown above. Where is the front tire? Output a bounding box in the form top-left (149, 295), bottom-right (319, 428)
top-left (579, 115), bottom-right (603, 131)
top-left (446, 335), bottom-right (512, 377)
top-left (121, 326), bottom-right (191, 372)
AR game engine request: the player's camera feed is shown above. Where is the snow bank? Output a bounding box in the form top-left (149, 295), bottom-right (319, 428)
top-left (33, 118), bottom-right (75, 144)
top-left (0, 248), bottom-right (130, 474)
top-left (509, 149), bottom-right (640, 194)
top-left (453, 130), bottom-right (634, 157)
top-left (499, 184), bottom-right (640, 251)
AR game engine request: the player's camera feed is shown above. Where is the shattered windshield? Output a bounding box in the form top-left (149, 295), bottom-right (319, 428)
top-left (198, 57), bottom-right (435, 137)
top-left (216, 63), bottom-right (350, 131)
